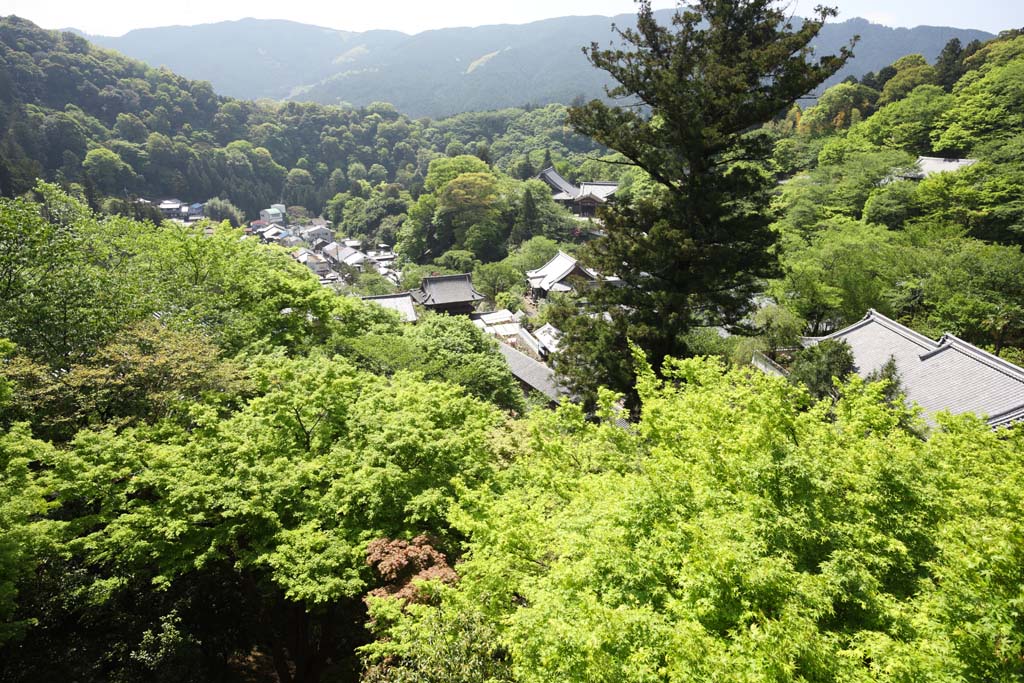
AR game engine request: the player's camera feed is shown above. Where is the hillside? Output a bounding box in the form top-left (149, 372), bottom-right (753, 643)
top-left (0, 16), bottom-right (606, 219)
top-left (84, 14), bottom-right (992, 117)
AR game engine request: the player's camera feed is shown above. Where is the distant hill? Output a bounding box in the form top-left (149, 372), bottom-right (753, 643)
top-left (83, 14), bottom-right (993, 118)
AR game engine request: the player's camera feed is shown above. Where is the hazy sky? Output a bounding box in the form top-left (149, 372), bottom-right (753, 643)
top-left (2, 0), bottom-right (1021, 37)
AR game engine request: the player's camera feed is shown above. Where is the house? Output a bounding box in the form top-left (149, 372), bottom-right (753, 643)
top-left (260, 207), bottom-right (284, 224)
top-left (498, 342), bottom-right (564, 403)
top-left (526, 251), bottom-right (598, 298)
top-left (471, 309), bottom-right (522, 342)
top-left (902, 156), bottom-right (978, 180)
top-left (411, 273), bottom-right (485, 315)
top-left (293, 249), bottom-right (331, 277)
top-left (538, 167), bottom-right (618, 217)
top-left (299, 224), bottom-right (334, 245)
top-left (187, 202), bottom-right (204, 219)
top-left (158, 199), bottom-right (183, 218)
top-left (271, 203), bottom-right (287, 215)
top-left (534, 323), bottom-right (562, 356)
top-left (362, 293), bottom-right (419, 323)
top-left (806, 309), bottom-right (1024, 428)
top-left (261, 226), bottom-right (289, 243)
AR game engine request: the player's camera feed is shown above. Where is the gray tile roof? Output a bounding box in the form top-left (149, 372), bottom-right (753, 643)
top-left (526, 251), bottom-right (597, 293)
top-left (498, 342), bottom-right (564, 402)
top-left (412, 274), bottom-right (485, 306)
top-left (815, 309), bottom-right (1024, 427)
top-left (537, 167), bottom-right (619, 203)
top-left (538, 167), bottom-right (579, 197)
top-left (361, 293), bottom-right (418, 323)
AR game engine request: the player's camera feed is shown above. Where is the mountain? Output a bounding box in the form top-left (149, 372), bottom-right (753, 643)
top-left (83, 19), bottom-right (407, 101)
top-left (84, 14), bottom-right (993, 118)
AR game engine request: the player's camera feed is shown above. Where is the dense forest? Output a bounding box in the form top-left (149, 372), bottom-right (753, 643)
top-left (1, 1), bottom-right (1024, 682)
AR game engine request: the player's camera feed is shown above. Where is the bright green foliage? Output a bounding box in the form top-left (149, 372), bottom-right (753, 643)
top-left (877, 54), bottom-right (939, 106)
top-left (773, 219), bottom-right (898, 333)
top-left (797, 82), bottom-right (879, 136)
top-left (932, 36), bottom-right (1024, 155)
top-left (0, 425), bottom-right (60, 644)
top-left (344, 313), bottom-right (526, 414)
top-left (368, 356), bottom-right (1024, 683)
top-left (848, 85), bottom-right (952, 155)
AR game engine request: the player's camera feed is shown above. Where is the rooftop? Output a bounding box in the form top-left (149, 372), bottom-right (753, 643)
top-left (412, 273), bottom-right (485, 307)
top-left (362, 293), bottom-right (418, 323)
top-left (813, 309), bottom-right (1024, 427)
top-left (910, 156), bottom-right (979, 179)
top-left (498, 342), bottom-right (563, 402)
top-left (526, 251), bottom-right (597, 293)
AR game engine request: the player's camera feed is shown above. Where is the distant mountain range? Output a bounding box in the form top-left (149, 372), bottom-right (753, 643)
top-left (77, 13), bottom-right (993, 118)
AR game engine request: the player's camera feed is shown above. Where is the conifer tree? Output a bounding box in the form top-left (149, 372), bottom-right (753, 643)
top-left (554, 0), bottom-right (854, 407)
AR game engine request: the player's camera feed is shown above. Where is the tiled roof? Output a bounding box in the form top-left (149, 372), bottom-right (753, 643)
top-left (538, 166), bottom-right (578, 197)
top-left (578, 182), bottom-right (618, 201)
top-left (534, 323), bottom-right (562, 354)
top-left (362, 293), bottom-right (418, 323)
top-left (412, 274), bottom-right (485, 306)
top-left (498, 342), bottom-right (563, 401)
top-left (815, 309), bottom-right (1024, 427)
top-left (526, 251), bottom-right (597, 293)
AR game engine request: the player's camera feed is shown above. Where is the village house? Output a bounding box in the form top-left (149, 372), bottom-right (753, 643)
top-left (292, 248), bottom-right (331, 277)
top-left (411, 273), bottom-right (485, 315)
top-left (298, 224), bottom-right (335, 244)
top-left (804, 309), bottom-right (1024, 428)
top-left (526, 250), bottom-right (599, 298)
top-left (537, 166), bottom-right (618, 218)
top-left (322, 242), bottom-right (370, 270)
top-left (260, 207), bottom-right (285, 224)
top-left (157, 198), bottom-right (183, 218)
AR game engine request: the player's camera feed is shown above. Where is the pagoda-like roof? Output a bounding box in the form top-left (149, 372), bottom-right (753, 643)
top-left (412, 273), bottom-right (485, 307)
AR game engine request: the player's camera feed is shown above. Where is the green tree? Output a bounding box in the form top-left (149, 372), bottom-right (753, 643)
top-left (787, 338), bottom-right (856, 399)
top-left (368, 355), bottom-right (1024, 683)
top-left (82, 147), bottom-right (135, 194)
top-left (558, 0), bottom-right (852, 405)
top-left (204, 196), bottom-right (246, 226)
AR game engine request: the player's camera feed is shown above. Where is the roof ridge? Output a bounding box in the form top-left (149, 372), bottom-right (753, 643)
top-left (421, 272), bottom-right (473, 282)
top-left (935, 334), bottom-right (1024, 382)
top-left (824, 309), bottom-right (938, 351)
top-left (361, 292), bottom-right (414, 300)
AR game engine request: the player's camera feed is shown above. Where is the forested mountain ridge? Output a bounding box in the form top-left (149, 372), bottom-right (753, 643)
top-left (79, 13), bottom-right (992, 117)
top-left (0, 15), bottom-right (608, 222)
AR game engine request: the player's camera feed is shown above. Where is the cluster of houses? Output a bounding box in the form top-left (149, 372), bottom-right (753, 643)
top-left (134, 198), bottom-right (205, 223)
top-left (355, 249), bottom-right (606, 403)
top-left (246, 205), bottom-right (400, 287)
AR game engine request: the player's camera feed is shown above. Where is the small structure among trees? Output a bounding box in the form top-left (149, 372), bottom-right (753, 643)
top-left (525, 250), bottom-right (598, 298)
top-left (537, 166), bottom-right (618, 217)
top-left (410, 273), bottom-right (485, 315)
